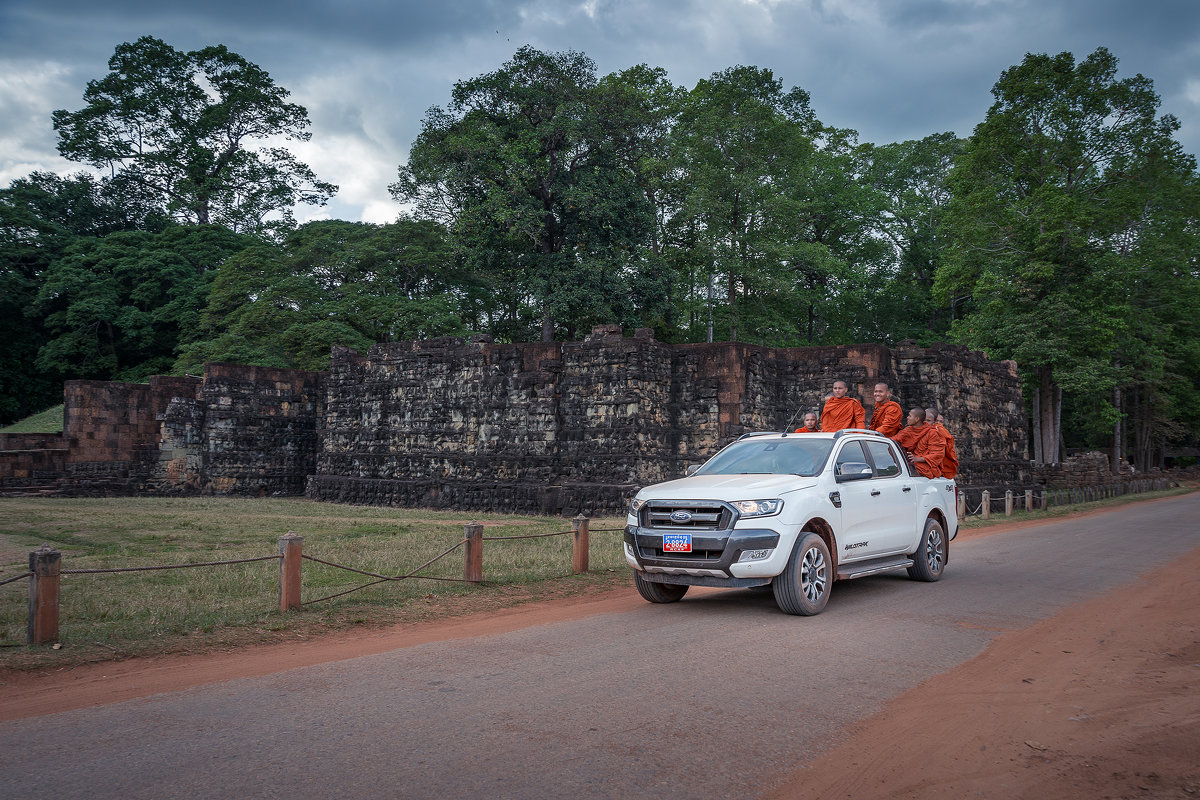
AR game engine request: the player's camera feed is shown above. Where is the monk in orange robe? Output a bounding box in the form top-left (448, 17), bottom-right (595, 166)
top-left (893, 408), bottom-right (945, 479)
top-left (932, 411), bottom-right (959, 480)
top-left (819, 381), bottom-right (865, 432)
top-left (794, 412), bottom-right (819, 433)
top-left (868, 383), bottom-right (903, 437)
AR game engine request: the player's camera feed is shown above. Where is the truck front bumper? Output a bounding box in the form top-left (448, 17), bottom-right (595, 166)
top-left (623, 525), bottom-right (781, 581)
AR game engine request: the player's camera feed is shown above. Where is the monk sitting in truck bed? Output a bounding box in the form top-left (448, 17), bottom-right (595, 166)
top-left (893, 408), bottom-right (945, 480)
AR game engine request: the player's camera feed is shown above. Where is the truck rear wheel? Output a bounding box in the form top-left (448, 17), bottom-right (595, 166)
top-left (907, 517), bottom-right (947, 582)
top-left (634, 571), bottom-right (689, 603)
top-left (773, 532), bottom-right (831, 616)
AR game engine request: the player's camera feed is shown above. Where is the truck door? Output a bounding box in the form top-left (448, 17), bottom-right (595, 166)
top-left (832, 440), bottom-right (887, 558)
top-left (863, 439), bottom-right (920, 555)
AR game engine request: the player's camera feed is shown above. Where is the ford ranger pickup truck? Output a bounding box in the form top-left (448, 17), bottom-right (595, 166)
top-left (623, 429), bottom-right (958, 615)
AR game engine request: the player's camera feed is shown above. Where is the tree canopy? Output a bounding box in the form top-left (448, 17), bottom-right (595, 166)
top-left (52, 36), bottom-right (336, 233)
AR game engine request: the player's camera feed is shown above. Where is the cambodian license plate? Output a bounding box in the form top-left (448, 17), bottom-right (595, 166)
top-left (662, 533), bottom-right (692, 553)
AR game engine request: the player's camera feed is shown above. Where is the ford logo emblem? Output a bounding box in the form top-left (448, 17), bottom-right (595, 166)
top-left (670, 510), bottom-right (692, 523)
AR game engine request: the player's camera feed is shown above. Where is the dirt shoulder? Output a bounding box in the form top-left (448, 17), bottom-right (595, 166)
top-left (767, 540), bottom-right (1200, 800)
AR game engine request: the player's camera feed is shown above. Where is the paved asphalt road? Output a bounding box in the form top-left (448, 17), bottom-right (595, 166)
top-left (2, 494), bottom-right (1198, 799)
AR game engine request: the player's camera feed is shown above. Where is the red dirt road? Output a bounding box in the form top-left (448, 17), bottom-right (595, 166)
top-left (2, 503), bottom-right (1198, 799)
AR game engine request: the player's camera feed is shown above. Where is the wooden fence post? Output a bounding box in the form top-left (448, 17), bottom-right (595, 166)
top-left (982, 490), bottom-right (991, 520)
top-left (27, 545), bottom-right (60, 645)
top-left (1005, 490), bottom-right (1013, 517)
top-left (1025, 489), bottom-right (1033, 512)
top-left (463, 521), bottom-right (483, 583)
top-left (572, 515), bottom-right (590, 574)
top-left (279, 532), bottom-right (303, 612)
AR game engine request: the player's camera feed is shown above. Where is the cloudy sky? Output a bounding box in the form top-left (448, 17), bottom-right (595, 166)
top-left (2, 0), bottom-right (1198, 224)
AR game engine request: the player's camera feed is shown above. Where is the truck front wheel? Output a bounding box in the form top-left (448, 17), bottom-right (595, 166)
top-left (773, 532), bottom-right (831, 616)
top-left (634, 571), bottom-right (689, 603)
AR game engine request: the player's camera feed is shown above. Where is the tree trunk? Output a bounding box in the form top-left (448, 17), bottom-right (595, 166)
top-left (1033, 366), bottom-right (1059, 465)
top-left (1112, 374), bottom-right (1122, 474)
top-left (1032, 384), bottom-right (1043, 465)
top-left (540, 310), bottom-right (554, 343)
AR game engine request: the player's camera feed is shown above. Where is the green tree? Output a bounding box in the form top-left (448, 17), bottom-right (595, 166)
top-left (53, 36), bottom-right (336, 233)
top-left (0, 172), bottom-right (171, 421)
top-left (31, 225), bottom-right (253, 382)
top-left (937, 47), bottom-right (1188, 465)
top-left (863, 132), bottom-right (964, 343)
top-left (177, 219), bottom-right (467, 372)
top-left (393, 46), bottom-right (656, 342)
top-left (670, 65), bottom-right (816, 344)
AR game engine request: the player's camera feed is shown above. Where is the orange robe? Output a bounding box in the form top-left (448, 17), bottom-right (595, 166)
top-left (936, 423), bottom-right (958, 479)
top-left (869, 400), bottom-right (903, 438)
top-left (793, 428), bottom-right (820, 434)
top-left (893, 424), bottom-right (946, 479)
top-left (820, 396), bottom-right (865, 432)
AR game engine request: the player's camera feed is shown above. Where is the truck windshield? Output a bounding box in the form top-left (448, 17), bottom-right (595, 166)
top-left (695, 437), bottom-right (834, 477)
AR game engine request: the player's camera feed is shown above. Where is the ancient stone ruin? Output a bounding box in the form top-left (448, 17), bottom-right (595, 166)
top-left (1, 326), bottom-right (1029, 513)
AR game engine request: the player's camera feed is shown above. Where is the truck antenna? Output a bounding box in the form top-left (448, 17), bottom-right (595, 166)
top-left (782, 405), bottom-right (806, 435)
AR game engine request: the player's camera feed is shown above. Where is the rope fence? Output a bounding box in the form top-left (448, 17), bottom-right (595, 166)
top-left (7, 514), bottom-right (611, 647)
top-left (956, 477), bottom-right (1177, 521)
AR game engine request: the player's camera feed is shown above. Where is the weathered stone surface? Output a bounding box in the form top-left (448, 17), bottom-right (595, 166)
top-left (307, 328), bottom-right (1029, 513)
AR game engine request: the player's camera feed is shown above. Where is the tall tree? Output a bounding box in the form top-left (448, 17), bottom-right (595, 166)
top-left (52, 36), bottom-right (336, 233)
top-left (176, 219), bottom-right (467, 372)
top-left (937, 47), bottom-right (1187, 465)
top-left (393, 46), bottom-right (655, 342)
top-left (671, 65), bottom-right (816, 344)
top-left (863, 132), bottom-right (963, 342)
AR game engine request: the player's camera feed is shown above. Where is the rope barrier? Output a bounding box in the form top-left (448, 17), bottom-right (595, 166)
top-left (301, 537), bottom-right (469, 606)
top-left (0, 571), bottom-right (32, 587)
top-left (482, 530), bottom-right (570, 541)
top-left (60, 555), bottom-right (281, 575)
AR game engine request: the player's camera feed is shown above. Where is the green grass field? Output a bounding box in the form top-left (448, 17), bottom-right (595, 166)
top-left (0, 497), bottom-right (627, 668)
top-left (0, 405), bottom-right (64, 433)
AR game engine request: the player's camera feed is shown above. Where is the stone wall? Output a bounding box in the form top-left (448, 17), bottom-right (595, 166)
top-left (0, 433), bottom-right (68, 490)
top-left (59, 376), bottom-right (202, 495)
top-left (307, 327), bottom-right (1028, 514)
top-left (3, 329), bottom-right (1029, 509)
top-left (892, 341), bottom-right (1027, 487)
top-left (3, 366), bottom-right (324, 497)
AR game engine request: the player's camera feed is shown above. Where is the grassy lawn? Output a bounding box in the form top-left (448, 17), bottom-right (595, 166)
top-left (1, 405), bottom-right (64, 433)
top-left (0, 497), bottom-right (628, 669)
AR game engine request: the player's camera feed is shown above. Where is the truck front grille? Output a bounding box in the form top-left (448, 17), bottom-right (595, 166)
top-left (639, 501), bottom-right (733, 531)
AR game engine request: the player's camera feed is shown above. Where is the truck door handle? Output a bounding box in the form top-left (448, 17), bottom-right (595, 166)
top-left (871, 490), bottom-right (881, 496)
top-left (902, 486), bottom-right (912, 492)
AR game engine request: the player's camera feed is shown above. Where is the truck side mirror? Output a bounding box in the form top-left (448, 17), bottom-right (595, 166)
top-left (685, 464), bottom-right (702, 477)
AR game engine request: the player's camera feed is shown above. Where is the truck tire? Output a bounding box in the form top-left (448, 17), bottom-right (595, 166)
top-left (907, 517), bottom-right (947, 582)
top-left (634, 571), bottom-right (689, 603)
top-left (773, 532), bottom-right (831, 616)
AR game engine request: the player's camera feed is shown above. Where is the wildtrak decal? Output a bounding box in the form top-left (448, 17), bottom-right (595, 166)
top-left (844, 541), bottom-right (869, 551)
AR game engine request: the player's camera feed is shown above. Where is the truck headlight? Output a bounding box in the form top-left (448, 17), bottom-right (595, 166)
top-left (733, 499), bottom-right (783, 518)
top-left (628, 497), bottom-right (647, 517)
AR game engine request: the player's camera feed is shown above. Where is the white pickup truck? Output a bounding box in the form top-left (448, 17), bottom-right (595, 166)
top-left (623, 429), bottom-right (958, 615)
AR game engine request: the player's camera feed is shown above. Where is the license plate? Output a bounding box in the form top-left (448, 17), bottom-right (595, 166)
top-left (662, 533), bottom-right (692, 553)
